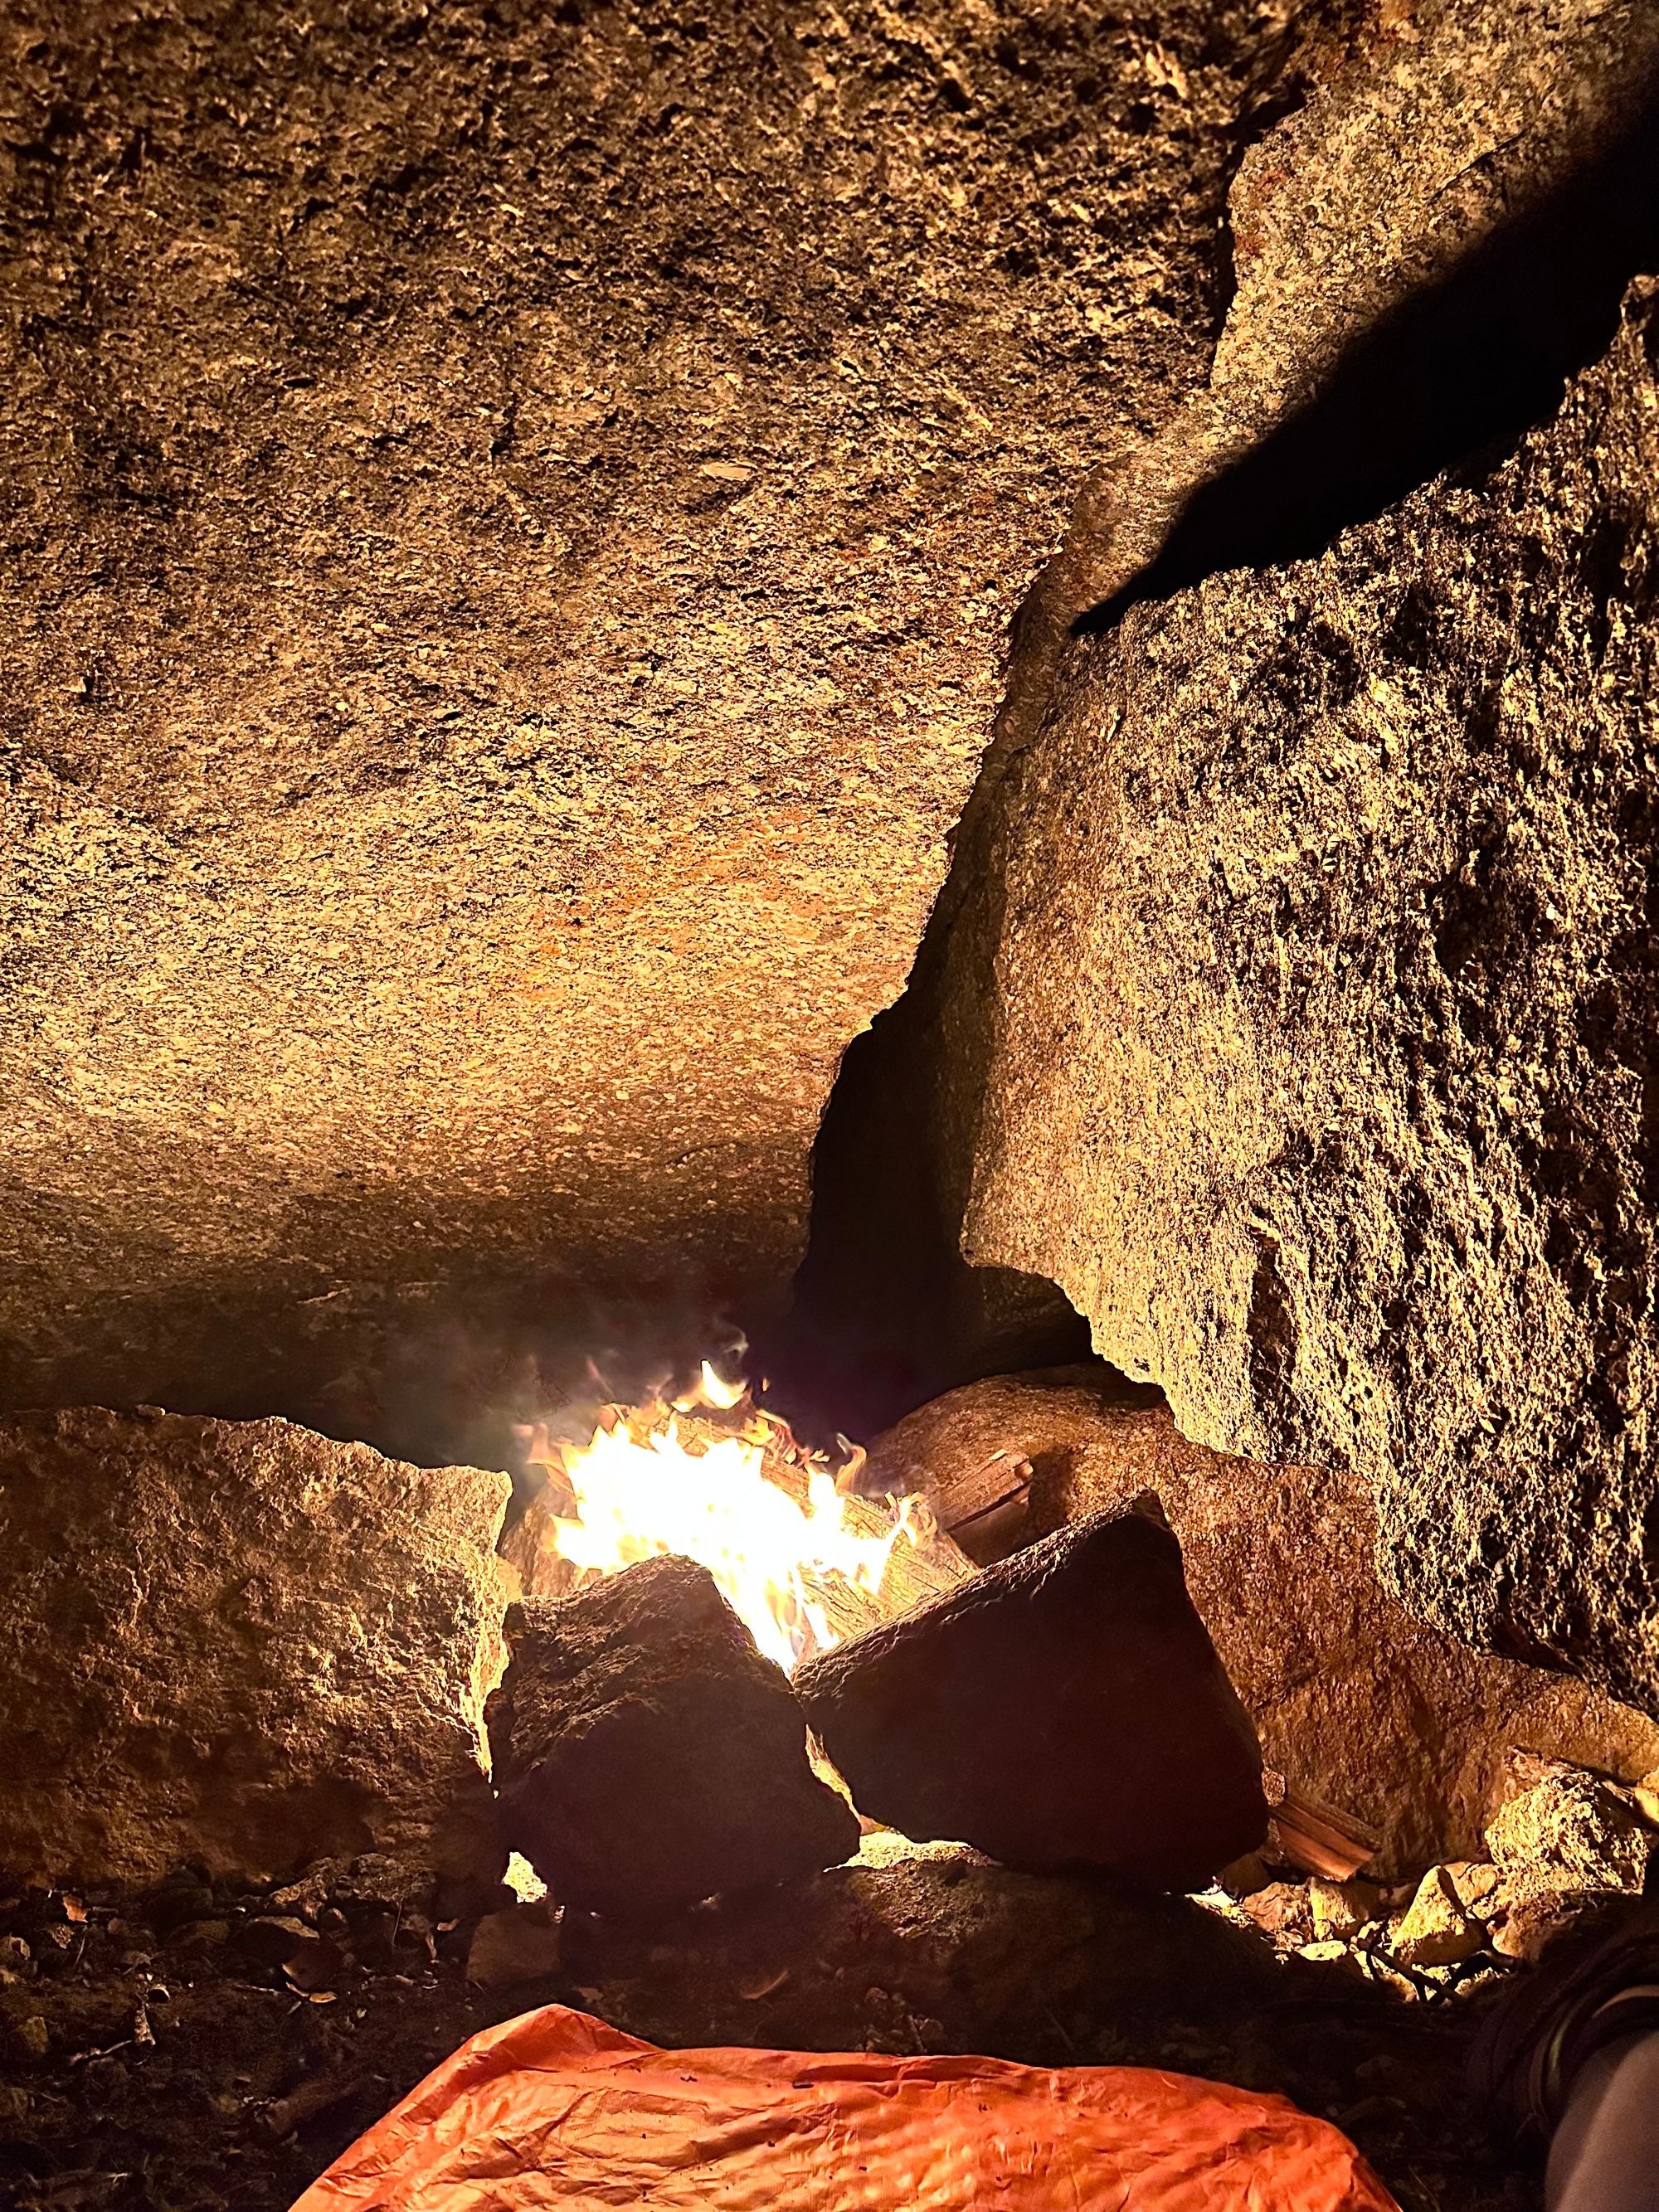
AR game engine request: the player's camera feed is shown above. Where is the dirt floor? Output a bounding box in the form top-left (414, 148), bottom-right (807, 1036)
top-left (1, 1852), bottom-right (1541, 2212)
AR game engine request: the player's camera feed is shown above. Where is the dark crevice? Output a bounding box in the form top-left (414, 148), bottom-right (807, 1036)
top-left (1080, 79), bottom-right (1659, 634)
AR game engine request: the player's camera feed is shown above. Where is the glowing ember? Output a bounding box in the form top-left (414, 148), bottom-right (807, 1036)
top-left (516, 1363), bottom-right (949, 1674)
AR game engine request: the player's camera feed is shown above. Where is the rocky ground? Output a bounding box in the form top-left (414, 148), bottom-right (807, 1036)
top-left (7, 1750), bottom-right (1656, 2212)
top-left (0, 1851), bottom-right (1518, 2212)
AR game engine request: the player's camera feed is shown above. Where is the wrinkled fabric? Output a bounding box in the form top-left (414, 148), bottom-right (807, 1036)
top-left (293, 2003), bottom-right (1401, 2210)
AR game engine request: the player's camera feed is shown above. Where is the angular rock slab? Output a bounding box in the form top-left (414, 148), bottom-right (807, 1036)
top-left (562, 1849), bottom-right (1282, 2062)
top-left (868, 1370), bottom-right (1659, 1875)
top-left (954, 280), bottom-right (1659, 1709)
top-left (487, 1557), bottom-right (859, 1916)
top-left (0, 1407), bottom-right (511, 1888)
top-left (780, 0), bottom-right (1659, 1706)
top-left (795, 1506), bottom-right (1267, 1890)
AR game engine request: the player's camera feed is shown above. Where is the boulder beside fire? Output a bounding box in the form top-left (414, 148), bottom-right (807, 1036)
top-left (796, 1502), bottom-right (1270, 1892)
top-left (486, 1558), bottom-right (860, 1916)
top-left (0, 1407), bottom-right (512, 1889)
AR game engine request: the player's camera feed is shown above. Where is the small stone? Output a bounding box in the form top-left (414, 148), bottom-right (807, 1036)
top-left (1630, 1767), bottom-right (1659, 1829)
top-left (235, 1915), bottom-right (319, 1971)
top-left (1391, 1868), bottom-right (1483, 1968)
top-left (1486, 1764), bottom-right (1653, 1895)
top-left (1238, 1883), bottom-right (1311, 1943)
top-left (1297, 1939), bottom-right (1365, 1977)
top-left (267, 1863), bottom-right (340, 1922)
top-left (144, 1879), bottom-right (216, 1933)
top-left (1308, 1879), bottom-right (1379, 1942)
top-left (331, 1855), bottom-right (438, 1918)
top-left (0, 1937), bottom-right (31, 1978)
top-left (1443, 1860), bottom-right (1502, 1917)
top-left (4, 2013), bottom-right (49, 2064)
top-left (0, 2083), bottom-right (31, 2127)
top-left (466, 1908), bottom-right (564, 1991)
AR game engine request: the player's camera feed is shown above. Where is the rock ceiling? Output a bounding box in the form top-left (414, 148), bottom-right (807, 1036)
top-left (0, 0), bottom-right (1316, 1446)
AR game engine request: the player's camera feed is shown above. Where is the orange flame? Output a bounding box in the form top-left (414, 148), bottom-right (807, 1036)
top-left (517, 1364), bottom-right (928, 1673)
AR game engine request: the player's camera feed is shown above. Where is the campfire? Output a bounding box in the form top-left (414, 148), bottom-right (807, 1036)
top-left (5, 1378), bottom-right (1652, 2212)
top-left (484, 1357), bottom-right (1277, 1923)
top-left (504, 1361), bottom-right (975, 1673)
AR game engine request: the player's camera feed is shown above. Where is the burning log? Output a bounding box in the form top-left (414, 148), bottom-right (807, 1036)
top-left (795, 1500), bottom-right (1269, 1892)
top-left (487, 1557), bottom-right (860, 1916)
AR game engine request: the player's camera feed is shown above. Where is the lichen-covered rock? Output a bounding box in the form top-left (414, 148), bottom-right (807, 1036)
top-left (796, 1504), bottom-right (1268, 1891)
top-left (0, 0), bottom-right (1313, 1445)
top-left (866, 1371), bottom-right (1659, 1873)
top-left (486, 1558), bottom-right (859, 1916)
top-left (0, 1407), bottom-right (511, 1889)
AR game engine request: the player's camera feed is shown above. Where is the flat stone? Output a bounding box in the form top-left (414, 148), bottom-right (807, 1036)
top-left (562, 1850), bottom-right (1283, 2061)
top-left (487, 1558), bottom-right (859, 1917)
top-left (795, 1505), bottom-right (1267, 1891)
top-left (862, 1373), bottom-right (1659, 1874)
top-left (0, 1407), bottom-right (510, 1889)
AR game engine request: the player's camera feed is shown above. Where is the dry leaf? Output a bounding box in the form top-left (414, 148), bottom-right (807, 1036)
top-left (740, 1968), bottom-right (790, 2001)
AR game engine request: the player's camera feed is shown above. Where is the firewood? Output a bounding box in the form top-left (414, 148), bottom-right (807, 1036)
top-left (1262, 1774), bottom-right (1381, 1881)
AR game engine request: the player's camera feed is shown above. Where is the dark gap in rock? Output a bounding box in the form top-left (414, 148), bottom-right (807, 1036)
top-left (1080, 76), bottom-right (1659, 632)
top-left (750, 986), bottom-right (1093, 1445)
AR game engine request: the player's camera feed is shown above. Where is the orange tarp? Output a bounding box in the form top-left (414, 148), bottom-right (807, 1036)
top-left (293, 2002), bottom-right (1402, 2211)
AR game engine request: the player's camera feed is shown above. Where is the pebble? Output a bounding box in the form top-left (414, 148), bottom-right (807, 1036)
top-left (1390, 1869), bottom-right (1483, 1968)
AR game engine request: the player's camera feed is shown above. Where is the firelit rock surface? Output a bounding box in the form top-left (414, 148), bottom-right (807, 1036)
top-left (0, 1407), bottom-right (511, 1888)
top-left (1006, 0), bottom-right (1659, 756)
top-left (795, 1505), bottom-right (1267, 1889)
top-left (867, 1372), bottom-right (1659, 1874)
top-left (486, 1557), bottom-right (858, 1916)
top-left (949, 280), bottom-right (1659, 1708)
top-left (780, 2), bottom-right (1659, 1670)
top-left (0, 0), bottom-right (1314, 1446)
